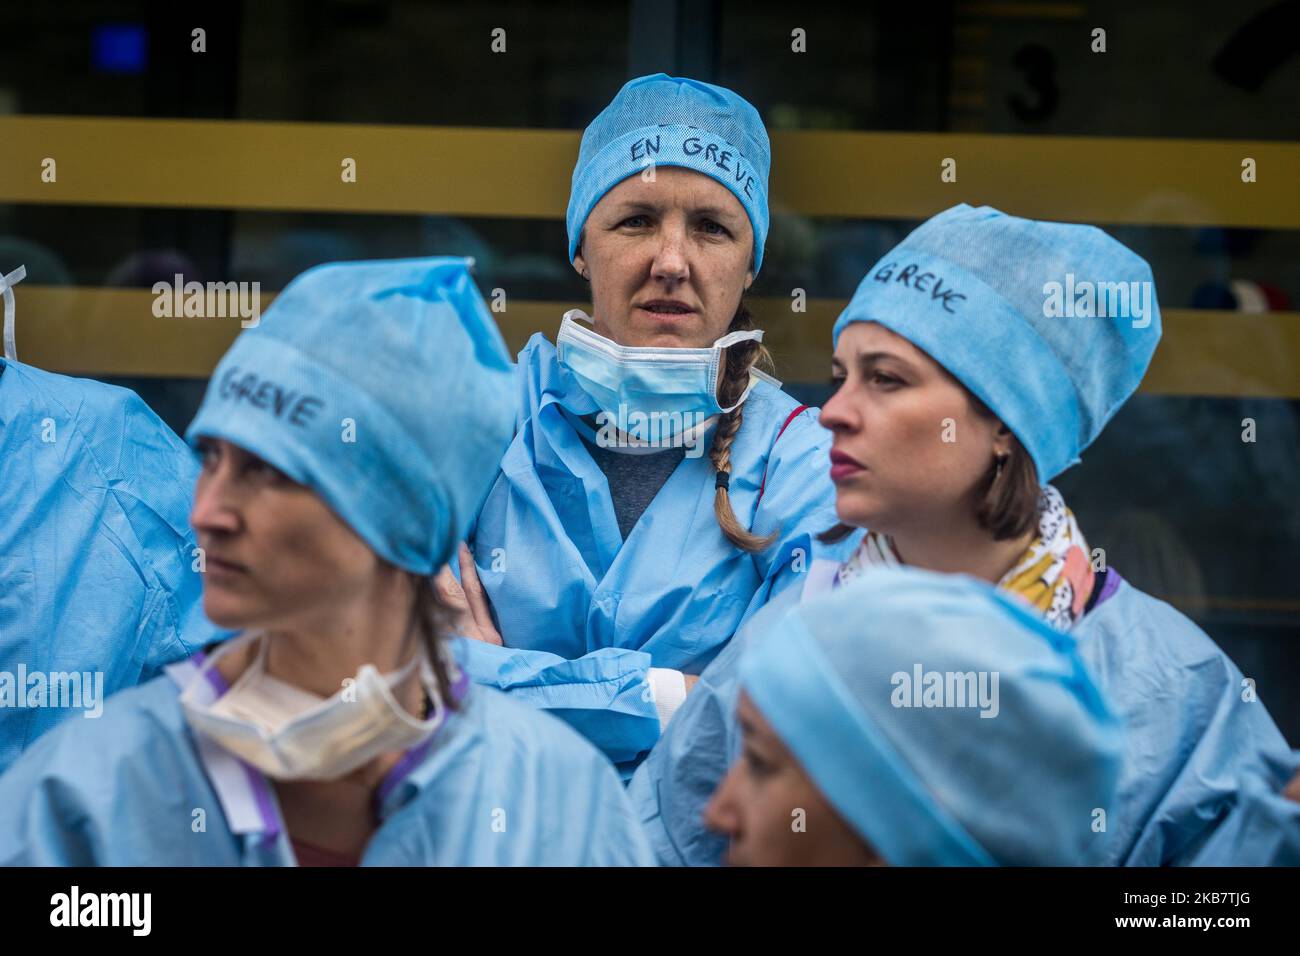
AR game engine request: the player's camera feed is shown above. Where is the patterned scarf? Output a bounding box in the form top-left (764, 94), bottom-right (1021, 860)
top-left (832, 485), bottom-right (1095, 631)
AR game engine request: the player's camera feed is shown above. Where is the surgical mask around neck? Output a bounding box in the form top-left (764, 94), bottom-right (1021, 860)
top-left (556, 309), bottom-right (764, 446)
top-left (180, 632), bottom-right (451, 782)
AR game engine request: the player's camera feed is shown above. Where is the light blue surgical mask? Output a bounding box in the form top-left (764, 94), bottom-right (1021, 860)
top-left (556, 309), bottom-right (766, 445)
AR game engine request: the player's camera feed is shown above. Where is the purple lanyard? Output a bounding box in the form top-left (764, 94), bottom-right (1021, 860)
top-left (373, 666), bottom-right (471, 812)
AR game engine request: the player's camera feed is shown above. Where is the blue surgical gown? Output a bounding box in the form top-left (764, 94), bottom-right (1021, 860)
top-left (1191, 756), bottom-right (1300, 866)
top-left (459, 333), bottom-right (838, 769)
top-left (627, 551), bottom-right (847, 866)
top-left (0, 358), bottom-right (217, 773)
top-left (1076, 576), bottom-right (1295, 865)
top-left (0, 651), bottom-right (654, 866)
top-left (631, 566), bottom-right (1296, 866)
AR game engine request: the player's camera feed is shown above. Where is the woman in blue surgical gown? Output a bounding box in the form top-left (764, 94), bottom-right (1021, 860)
top-left (0, 264), bottom-right (217, 774)
top-left (450, 74), bottom-right (839, 773)
top-left (632, 204), bottom-right (1296, 866)
top-left (0, 257), bottom-right (652, 867)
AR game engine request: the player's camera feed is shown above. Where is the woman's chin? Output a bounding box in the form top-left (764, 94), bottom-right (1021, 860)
top-left (833, 495), bottom-right (879, 531)
top-left (625, 317), bottom-right (708, 348)
top-left (202, 591), bottom-right (260, 631)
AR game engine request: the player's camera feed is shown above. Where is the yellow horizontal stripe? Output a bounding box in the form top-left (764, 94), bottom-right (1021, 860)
top-left (12, 286), bottom-right (1300, 399)
top-left (767, 131), bottom-right (1297, 227)
top-left (1, 116), bottom-right (1296, 227)
top-left (754, 299), bottom-right (1300, 397)
top-left (0, 117), bottom-right (575, 219)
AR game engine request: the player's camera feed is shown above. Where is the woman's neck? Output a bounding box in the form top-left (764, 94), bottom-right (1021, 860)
top-left (211, 571), bottom-right (428, 852)
top-left (888, 518), bottom-right (1035, 586)
top-left (219, 570), bottom-right (422, 705)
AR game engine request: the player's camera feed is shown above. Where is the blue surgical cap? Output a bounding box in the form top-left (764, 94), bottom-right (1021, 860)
top-left (187, 257), bottom-right (516, 575)
top-left (566, 73), bottom-right (771, 274)
top-left (740, 567), bottom-right (1121, 866)
top-left (832, 204), bottom-right (1162, 480)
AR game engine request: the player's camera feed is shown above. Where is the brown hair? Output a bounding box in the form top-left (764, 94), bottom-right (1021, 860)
top-left (405, 572), bottom-right (462, 712)
top-left (817, 392), bottom-right (1040, 546)
top-left (968, 395), bottom-right (1040, 541)
top-left (709, 301), bottom-right (781, 552)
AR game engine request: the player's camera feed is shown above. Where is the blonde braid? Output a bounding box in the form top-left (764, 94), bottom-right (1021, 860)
top-left (710, 302), bottom-right (779, 553)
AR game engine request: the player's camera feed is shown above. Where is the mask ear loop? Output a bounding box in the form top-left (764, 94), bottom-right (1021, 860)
top-left (709, 327), bottom-right (765, 410)
top-left (2, 265), bottom-right (28, 362)
top-left (361, 651), bottom-right (449, 732)
top-left (712, 327), bottom-right (764, 350)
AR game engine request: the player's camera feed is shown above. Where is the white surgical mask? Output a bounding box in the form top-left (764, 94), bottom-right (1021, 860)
top-left (180, 632), bottom-right (450, 781)
top-left (556, 309), bottom-right (765, 444)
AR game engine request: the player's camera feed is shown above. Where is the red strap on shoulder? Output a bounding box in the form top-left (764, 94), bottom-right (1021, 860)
top-left (756, 404), bottom-right (810, 504)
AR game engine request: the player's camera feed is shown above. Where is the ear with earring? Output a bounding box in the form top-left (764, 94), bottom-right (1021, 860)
top-left (993, 424), bottom-right (1012, 481)
top-left (575, 237), bottom-right (590, 282)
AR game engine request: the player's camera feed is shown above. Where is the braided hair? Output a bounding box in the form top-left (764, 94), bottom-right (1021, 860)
top-left (710, 301), bottom-right (779, 553)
